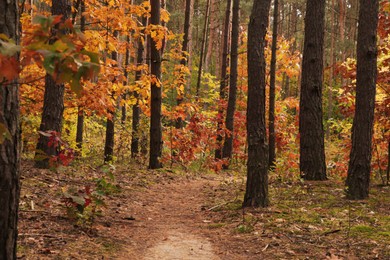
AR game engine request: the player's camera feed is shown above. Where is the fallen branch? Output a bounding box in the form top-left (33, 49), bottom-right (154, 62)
top-left (322, 229), bottom-right (341, 236)
top-left (207, 202), bottom-right (231, 211)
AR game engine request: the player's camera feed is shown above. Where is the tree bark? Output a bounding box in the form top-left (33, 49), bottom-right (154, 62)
top-left (122, 35), bottom-right (131, 124)
top-left (387, 140), bottom-right (390, 185)
top-left (279, 0), bottom-right (284, 35)
top-left (104, 112), bottom-right (115, 162)
top-left (268, 0), bottom-right (278, 169)
top-left (149, 0), bottom-right (163, 169)
top-left (339, 0), bottom-right (346, 86)
top-left (326, 0), bottom-right (335, 140)
top-left (204, 0), bottom-right (216, 73)
top-left (76, 0), bottom-right (86, 155)
top-left (76, 107), bottom-right (84, 154)
top-left (215, 0), bottom-right (232, 160)
top-left (35, 0), bottom-right (71, 169)
top-left (243, 0), bottom-right (271, 208)
top-left (104, 31), bottom-right (119, 163)
top-left (195, 0), bottom-right (211, 100)
top-left (222, 0), bottom-right (239, 167)
top-left (0, 1), bottom-right (20, 258)
top-left (176, 0), bottom-right (192, 129)
top-left (131, 16), bottom-right (147, 158)
top-left (346, 0), bottom-right (378, 199)
top-left (299, 0), bottom-right (327, 180)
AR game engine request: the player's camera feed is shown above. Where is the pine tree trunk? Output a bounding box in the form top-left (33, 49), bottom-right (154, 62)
top-left (326, 0), bottom-right (335, 140)
top-left (104, 31), bottom-right (119, 163)
top-left (299, 0), bottom-right (327, 180)
top-left (122, 35), bottom-right (131, 124)
top-left (204, 0), bottom-right (216, 72)
top-left (35, 0), bottom-right (71, 169)
top-left (243, 0), bottom-right (271, 208)
top-left (268, 0), bottom-right (278, 169)
top-left (222, 0), bottom-right (239, 167)
top-left (0, 1), bottom-right (20, 257)
top-left (76, 107), bottom-right (84, 153)
top-left (149, 0), bottom-right (163, 169)
top-left (346, 0), bottom-right (378, 199)
top-left (279, 0), bottom-right (284, 35)
top-left (141, 17), bottom-right (151, 158)
top-left (195, 0), bottom-right (211, 99)
top-left (104, 112), bottom-right (115, 162)
top-left (339, 0), bottom-right (346, 87)
top-left (215, 0), bottom-right (232, 160)
top-left (387, 140), bottom-right (390, 185)
top-left (131, 16), bottom-right (147, 158)
top-left (176, 0), bottom-right (192, 129)
top-left (76, 0), bottom-right (86, 155)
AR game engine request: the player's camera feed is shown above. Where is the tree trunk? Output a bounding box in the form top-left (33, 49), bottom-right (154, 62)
top-left (268, 0), bottom-right (278, 169)
top-left (222, 0), bottom-right (239, 167)
top-left (0, 1), bottom-right (20, 258)
top-left (346, 0), bottom-right (378, 199)
top-left (104, 113), bottom-right (115, 162)
top-left (76, 0), bottom-right (85, 155)
top-left (279, 0), bottom-right (284, 35)
top-left (35, 0), bottom-right (71, 169)
top-left (351, 0), bottom-right (359, 58)
top-left (76, 107), bottom-right (84, 154)
top-left (290, 3), bottom-right (297, 39)
top-left (149, 0), bottom-right (163, 169)
top-left (176, 0), bottom-right (192, 129)
top-left (326, 0), bottom-right (335, 140)
top-left (141, 17), bottom-right (151, 158)
top-left (299, 0), bottom-right (327, 181)
top-left (195, 0), bottom-right (211, 100)
top-left (243, 0), bottom-right (271, 208)
top-left (104, 31), bottom-right (119, 163)
top-left (204, 0), bottom-right (216, 73)
top-left (185, 0), bottom-right (194, 96)
top-left (387, 140), bottom-right (390, 185)
top-left (339, 0), bottom-right (346, 87)
top-left (338, 0), bottom-right (346, 58)
top-left (131, 16), bottom-right (147, 158)
top-left (215, 0), bottom-right (232, 160)
top-left (122, 35), bottom-right (131, 124)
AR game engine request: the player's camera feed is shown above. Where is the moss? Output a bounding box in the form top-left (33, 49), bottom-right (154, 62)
top-left (350, 225), bottom-right (374, 234)
top-left (236, 224), bottom-right (254, 233)
top-left (224, 200), bottom-right (243, 211)
top-left (208, 223), bottom-right (226, 229)
top-left (16, 244), bottom-right (28, 256)
top-left (378, 231), bottom-right (390, 237)
top-left (349, 224), bottom-right (390, 240)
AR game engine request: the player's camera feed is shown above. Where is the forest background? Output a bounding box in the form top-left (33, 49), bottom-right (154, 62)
top-left (8, 0), bottom-right (388, 183)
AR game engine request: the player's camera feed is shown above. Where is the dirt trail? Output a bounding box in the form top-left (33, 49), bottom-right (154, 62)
top-left (113, 176), bottom-right (222, 259)
top-left (144, 231), bottom-right (217, 260)
top-left (19, 163), bottom-right (389, 259)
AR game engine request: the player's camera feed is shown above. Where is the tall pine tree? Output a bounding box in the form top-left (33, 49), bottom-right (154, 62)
top-left (299, 0), bottom-right (327, 180)
top-left (346, 0), bottom-right (379, 199)
top-left (243, 0), bottom-right (272, 208)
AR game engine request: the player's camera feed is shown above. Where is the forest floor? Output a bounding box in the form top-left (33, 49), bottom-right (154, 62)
top-left (17, 159), bottom-right (389, 260)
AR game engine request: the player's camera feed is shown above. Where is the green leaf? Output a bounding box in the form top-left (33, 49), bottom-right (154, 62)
top-left (50, 40), bottom-right (69, 52)
top-left (42, 52), bottom-right (60, 74)
top-left (0, 39), bottom-right (21, 56)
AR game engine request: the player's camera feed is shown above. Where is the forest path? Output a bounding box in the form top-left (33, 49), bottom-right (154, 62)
top-left (19, 162), bottom-right (388, 259)
top-left (113, 175), bottom-right (222, 259)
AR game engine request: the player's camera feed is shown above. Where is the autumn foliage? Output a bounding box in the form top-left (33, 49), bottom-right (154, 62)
top-left (0, 0), bottom-right (388, 184)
